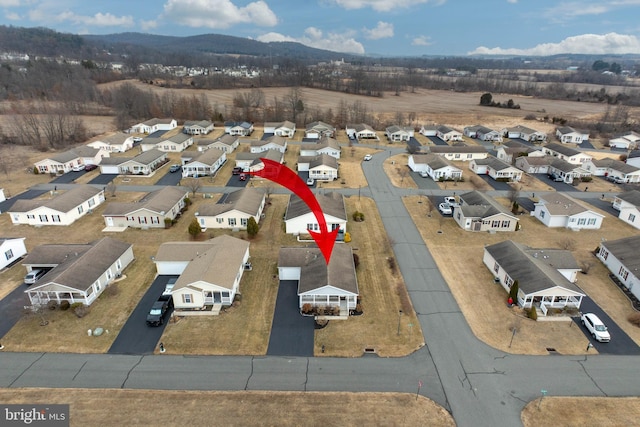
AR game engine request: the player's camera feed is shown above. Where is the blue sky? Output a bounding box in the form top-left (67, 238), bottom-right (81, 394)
top-left (2, 0), bottom-right (640, 56)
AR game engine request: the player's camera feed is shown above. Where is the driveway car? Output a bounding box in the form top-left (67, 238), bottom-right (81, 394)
top-left (169, 164), bottom-right (181, 173)
top-left (160, 278), bottom-right (177, 302)
top-left (232, 167), bottom-right (243, 175)
top-left (72, 165), bottom-right (84, 172)
top-left (146, 299), bottom-right (170, 326)
top-left (306, 177), bottom-right (315, 186)
top-left (84, 164), bottom-right (98, 171)
top-left (444, 196), bottom-right (459, 207)
top-left (438, 203), bottom-right (452, 215)
top-left (363, 154), bottom-right (372, 161)
top-left (581, 312), bottom-right (611, 342)
top-left (132, 137), bottom-right (143, 143)
top-left (24, 269), bottom-right (47, 285)
top-left (548, 173), bottom-right (564, 182)
top-left (239, 173), bottom-right (247, 181)
top-left (419, 171), bottom-right (429, 178)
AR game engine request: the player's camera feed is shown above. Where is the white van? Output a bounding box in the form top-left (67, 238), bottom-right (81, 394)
top-left (581, 313), bottom-right (610, 342)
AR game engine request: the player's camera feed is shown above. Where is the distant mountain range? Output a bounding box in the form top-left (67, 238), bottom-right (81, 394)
top-left (0, 25), bottom-right (357, 64)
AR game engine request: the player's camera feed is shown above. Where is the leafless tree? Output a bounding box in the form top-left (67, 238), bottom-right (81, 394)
top-left (580, 260), bottom-right (594, 274)
top-left (106, 181), bottom-right (117, 197)
top-left (508, 185), bottom-right (521, 203)
top-left (183, 177), bottom-right (202, 196)
top-left (557, 237), bottom-right (577, 251)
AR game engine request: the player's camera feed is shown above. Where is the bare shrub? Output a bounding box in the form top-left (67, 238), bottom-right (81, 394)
top-left (73, 304), bottom-right (90, 318)
top-left (580, 260), bottom-right (594, 274)
top-left (103, 284), bottom-right (119, 297)
top-left (628, 312), bottom-right (640, 327)
top-left (557, 238), bottom-right (577, 251)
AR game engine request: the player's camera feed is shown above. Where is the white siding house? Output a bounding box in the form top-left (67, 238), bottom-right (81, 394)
top-left (532, 193), bottom-right (604, 230)
top-left (597, 236), bottom-right (640, 301)
top-left (484, 240), bottom-right (584, 314)
top-left (8, 185), bottom-right (105, 226)
top-left (284, 192), bottom-right (346, 235)
top-left (131, 118), bottom-right (177, 134)
top-left (181, 148), bottom-right (226, 178)
top-left (453, 191), bottom-right (518, 232)
top-left (0, 237), bottom-right (27, 270)
top-left (102, 187), bottom-right (188, 230)
top-left (408, 154), bottom-right (462, 181)
top-left (469, 157), bottom-right (523, 182)
top-left (195, 188), bottom-right (266, 230)
top-left (612, 190), bottom-right (640, 230)
top-left (154, 235), bottom-right (250, 313)
top-left (278, 244), bottom-right (359, 315)
top-left (556, 126), bottom-right (589, 144)
top-left (24, 237), bottom-right (134, 307)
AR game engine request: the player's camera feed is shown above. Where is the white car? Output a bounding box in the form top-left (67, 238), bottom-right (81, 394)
top-left (306, 177), bottom-right (315, 186)
top-left (72, 165), bottom-right (84, 172)
top-left (132, 137), bottom-right (143, 143)
top-left (438, 203), bottom-right (452, 215)
top-left (363, 154), bottom-right (372, 161)
top-left (444, 196), bottom-right (459, 207)
top-left (581, 313), bottom-right (610, 342)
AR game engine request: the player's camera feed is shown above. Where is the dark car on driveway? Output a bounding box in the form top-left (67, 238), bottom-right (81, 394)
top-left (146, 299), bottom-right (170, 326)
top-left (84, 164), bottom-right (98, 171)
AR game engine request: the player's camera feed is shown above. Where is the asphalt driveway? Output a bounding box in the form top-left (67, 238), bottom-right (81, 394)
top-left (0, 281), bottom-right (31, 339)
top-left (535, 174), bottom-right (579, 192)
top-left (155, 170), bottom-right (183, 186)
top-left (0, 189), bottom-right (48, 213)
top-left (478, 175), bottom-right (512, 191)
top-left (581, 196), bottom-right (619, 217)
top-left (267, 280), bottom-right (315, 357)
top-left (88, 174), bottom-right (117, 185)
top-left (108, 275), bottom-right (177, 355)
top-left (574, 297), bottom-right (640, 355)
top-left (50, 170), bottom-right (85, 183)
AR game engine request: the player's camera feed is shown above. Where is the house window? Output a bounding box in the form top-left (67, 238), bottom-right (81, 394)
top-left (52, 215), bottom-right (61, 222)
top-left (619, 266), bottom-right (629, 281)
top-left (493, 262), bottom-right (500, 273)
top-left (454, 154), bottom-right (461, 159)
top-left (600, 248), bottom-right (608, 260)
top-left (222, 292), bottom-right (230, 298)
top-left (491, 220), bottom-right (500, 228)
top-left (216, 218), bottom-right (224, 224)
top-left (307, 223), bottom-right (319, 231)
top-left (629, 214), bottom-right (636, 223)
top-left (505, 276), bottom-right (513, 288)
top-left (39, 215), bottom-right (48, 222)
top-left (88, 198), bottom-right (95, 208)
top-left (182, 294), bottom-right (193, 304)
top-left (107, 269), bottom-right (112, 279)
top-left (126, 216), bottom-right (134, 221)
top-left (577, 218), bottom-right (586, 226)
top-left (95, 280), bottom-right (101, 292)
top-left (26, 214), bottom-right (35, 219)
top-left (501, 220), bottom-right (510, 228)
top-left (78, 206), bottom-right (84, 214)
top-left (539, 210), bottom-right (545, 219)
top-left (241, 218), bottom-right (248, 226)
top-left (4, 249), bottom-right (13, 260)
top-left (139, 217), bottom-right (147, 224)
top-left (587, 218), bottom-right (596, 226)
top-left (228, 218), bottom-right (236, 226)
top-left (151, 217), bottom-right (160, 224)
top-left (116, 259), bottom-right (122, 270)
top-left (467, 154), bottom-right (472, 159)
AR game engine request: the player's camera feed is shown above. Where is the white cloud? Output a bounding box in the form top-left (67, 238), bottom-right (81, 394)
top-left (257, 27), bottom-right (365, 54)
top-left (543, 1), bottom-right (640, 22)
top-left (162, 0), bottom-right (277, 29)
top-left (0, 0), bottom-right (21, 6)
top-left (412, 35), bottom-right (432, 46)
top-left (328, 0), bottom-right (442, 12)
top-left (362, 21), bottom-right (393, 40)
top-left (469, 33), bottom-right (640, 56)
top-left (507, 0), bottom-right (517, 3)
top-left (141, 20), bottom-right (158, 31)
top-left (28, 8), bottom-right (134, 27)
top-left (5, 12), bottom-right (21, 20)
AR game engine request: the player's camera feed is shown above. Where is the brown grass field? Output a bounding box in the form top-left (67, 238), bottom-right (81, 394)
top-left (0, 388), bottom-right (455, 427)
top-left (1, 84), bottom-right (639, 421)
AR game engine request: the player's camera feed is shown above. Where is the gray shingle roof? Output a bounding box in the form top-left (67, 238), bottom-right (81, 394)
top-left (428, 145), bottom-right (487, 154)
top-left (9, 185), bottom-right (102, 214)
top-left (602, 236), bottom-right (640, 273)
top-left (544, 142), bottom-right (581, 157)
top-left (197, 188), bottom-right (265, 216)
top-left (617, 190), bottom-right (640, 206)
top-left (537, 193), bottom-right (599, 216)
top-left (459, 191), bottom-right (514, 219)
top-left (278, 244), bottom-right (358, 294)
top-left (24, 237), bottom-right (132, 293)
top-left (411, 154), bottom-right (454, 170)
top-left (485, 240), bottom-right (584, 295)
top-left (285, 192), bottom-right (346, 221)
top-left (102, 186), bottom-right (187, 216)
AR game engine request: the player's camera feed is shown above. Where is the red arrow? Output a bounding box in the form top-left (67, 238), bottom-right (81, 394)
top-left (248, 158), bottom-right (339, 264)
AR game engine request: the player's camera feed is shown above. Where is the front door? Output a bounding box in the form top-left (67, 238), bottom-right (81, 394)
top-left (106, 217), bottom-right (114, 227)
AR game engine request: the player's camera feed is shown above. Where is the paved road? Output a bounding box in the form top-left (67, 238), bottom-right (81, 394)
top-left (0, 282), bottom-right (30, 339)
top-left (3, 146), bottom-right (640, 427)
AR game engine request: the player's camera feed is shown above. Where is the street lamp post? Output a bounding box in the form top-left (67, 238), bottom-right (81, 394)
top-left (397, 310), bottom-right (403, 335)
